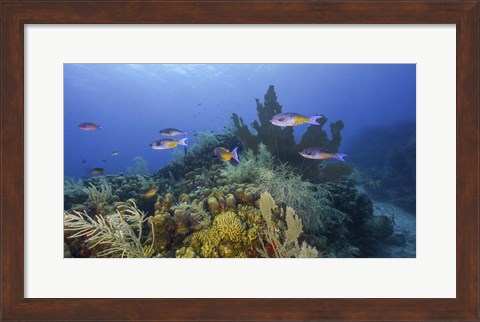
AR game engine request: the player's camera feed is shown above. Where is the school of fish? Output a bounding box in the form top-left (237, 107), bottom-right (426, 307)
top-left (78, 110), bottom-right (347, 181)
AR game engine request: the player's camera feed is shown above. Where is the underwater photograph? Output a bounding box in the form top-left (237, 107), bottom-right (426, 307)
top-left (63, 64), bottom-right (416, 258)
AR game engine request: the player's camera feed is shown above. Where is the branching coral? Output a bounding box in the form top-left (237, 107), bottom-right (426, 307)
top-left (183, 209), bottom-right (260, 258)
top-left (220, 144), bottom-right (273, 184)
top-left (214, 211), bottom-right (244, 243)
top-left (64, 199), bottom-right (153, 258)
top-left (257, 162), bottom-right (328, 233)
top-left (257, 192), bottom-right (319, 258)
top-left (82, 180), bottom-right (113, 209)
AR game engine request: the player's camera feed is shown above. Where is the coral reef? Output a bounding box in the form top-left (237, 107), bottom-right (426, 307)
top-left (64, 174), bottom-right (161, 215)
top-left (64, 168), bottom-right (384, 258)
top-left (63, 87), bottom-right (398, 259)
top-left (221, 144), bottom-right (329, 234)
top-left (64, 199), bottom-right (154, 258)
top-left (180, 192), bottom-right (318, 258)
top-left (153, 132), bottom-right (241, 196)
top-left (322, 180), bottom-right (395, 257)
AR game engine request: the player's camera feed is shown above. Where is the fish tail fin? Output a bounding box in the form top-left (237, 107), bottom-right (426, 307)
top-left (308, 115), bottom-right (325, 125)
top-left (232, 146), bottom-right (240, 163)
top-left (178, 137), bottom-right (188, 146)
top-left (98, 125), bottom-right (102, 129)
top-left (335, 153), bottom-right (347, 161)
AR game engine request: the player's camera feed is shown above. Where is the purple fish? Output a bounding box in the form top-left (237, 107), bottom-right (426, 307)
top-left (270, 113), bottom-right (325, 127)
top-left (160, 128), bottom-right (187, 136)
top-left (150, 138), bottom-right (188, 150)
top-left (214, 146), bottom-right (239, 163)
top-left (79, 122), bottom-right (102, 130)
top-left (299, 148), bottom-right (347, 161)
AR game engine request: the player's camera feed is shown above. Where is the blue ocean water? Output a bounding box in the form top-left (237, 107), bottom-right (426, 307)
top-left (64, 64), bottom-right (415, 179)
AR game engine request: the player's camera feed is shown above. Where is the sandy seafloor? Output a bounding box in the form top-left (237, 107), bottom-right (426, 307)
top-left (356, 186), bottom-right (416, 258)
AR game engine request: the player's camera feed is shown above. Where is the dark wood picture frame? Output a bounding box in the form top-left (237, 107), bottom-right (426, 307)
top-left (1, 1), bottom-right (479, 321)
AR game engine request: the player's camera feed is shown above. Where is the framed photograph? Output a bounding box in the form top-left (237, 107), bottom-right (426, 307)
top-left (2, 1), bottom-right (478, 321)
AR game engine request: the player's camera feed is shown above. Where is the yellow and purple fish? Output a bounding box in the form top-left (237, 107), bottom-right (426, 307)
top-left (79, 122), bottom-right (102, 130)
top-left (270, 113), bottom-right (325, 127)
top-left (90, 167), bottom-right (105, 174)
top-left (150, 138), bottom-right (188, 150)
top-left (299, 148), bottom-right (347, 161)
top-left (142, 187), bottom-right (158, 198)
top-left (214, 146), bottom-right (239, 163)
top-left (160, 128), bottom-right (187, 136)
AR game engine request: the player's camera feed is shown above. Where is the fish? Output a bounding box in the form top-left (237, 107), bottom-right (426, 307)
top-left (90, 168), bottom-right (105, 174)
top-left (78, 122), bottom-right (102, 130)
top-left (142, 187), bottom-right (158, 198)
top-left (159, 128), bottom-right (187, 136)
top-left (82, 159), bottom-right (87, 164)
top-left (299, 148), bottom-right (347, 161)
top-left (102, 160), bottom-right (106, 162)
top-left (111, 151), bottom-right (120, 156)
top-left (214, 146), bottom-right (239, 163)
top-left (270, 113), bottom-right (325, 127)
top-left (150, 138), bottom-right (188, 150)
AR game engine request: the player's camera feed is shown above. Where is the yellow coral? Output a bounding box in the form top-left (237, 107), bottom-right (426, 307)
top-left (257, 191), bottom-right (319, 258)
top-left (182, 210), bottom-right (261, 258)
top-left (201, 240), bottom-right (218, 258)
top-left (176, 246), bottom-right (197, 258)
top-left (213, 211), bottom-right (244, 243)
top-left (207, 197), bottom-right (220, 214)
top-left (247, 226), bottom-right (259, 243)
top-left (189, 230), bottom-right (209, 244)
top-left (179, 193), bottom-right (190, 203)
